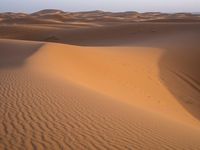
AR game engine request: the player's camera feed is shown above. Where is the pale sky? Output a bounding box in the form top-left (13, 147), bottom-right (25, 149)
top-left (0, 0), bottom-right (200, 13)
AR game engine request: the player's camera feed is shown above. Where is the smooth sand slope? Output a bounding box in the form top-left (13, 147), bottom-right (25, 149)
top-left (0, 38), bottom-right (200, 150)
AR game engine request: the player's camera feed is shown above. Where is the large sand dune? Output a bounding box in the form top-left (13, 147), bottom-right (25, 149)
top-left (0, 10), bottom-right (200, 149)
top-left (0, 36), bottom-right (200, 149)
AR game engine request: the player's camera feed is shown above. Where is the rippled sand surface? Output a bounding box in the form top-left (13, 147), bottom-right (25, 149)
top-left (0, 39), bottom-right (200, 150)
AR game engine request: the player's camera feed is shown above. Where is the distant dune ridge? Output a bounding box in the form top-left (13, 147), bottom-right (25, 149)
top-left (0, 9), bottom-right (200, 150)
top-left (0, 9), bottom-right (200, 24)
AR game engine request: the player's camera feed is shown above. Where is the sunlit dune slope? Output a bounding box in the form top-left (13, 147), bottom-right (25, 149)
top-left (27, 40), bottom-right (200, 126)
top-left (0, 39), bottom-right (200, 150)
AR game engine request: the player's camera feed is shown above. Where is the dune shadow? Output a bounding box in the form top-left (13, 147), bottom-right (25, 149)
top-left (3, 23), bottom-right (200, 47)
top-left (0, 40), bottom-right (43, 69)
top-left (158, 40), bottom-right (200, 120)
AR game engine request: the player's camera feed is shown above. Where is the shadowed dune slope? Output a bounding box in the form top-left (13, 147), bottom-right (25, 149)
top-left (0, 39), bottom-right (43, 68)
top-left (159, 33), bottom-right (200, 121)
top-left (0, 23), bottom-right (200, 46)
top-left (0, 39), bottom-right (200, 150)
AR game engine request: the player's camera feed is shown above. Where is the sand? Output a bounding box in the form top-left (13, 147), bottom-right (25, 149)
top-left (0, 10), bottom-right (200, 149)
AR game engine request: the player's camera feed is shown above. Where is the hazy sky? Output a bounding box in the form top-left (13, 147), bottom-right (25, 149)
top-left (0, 0), bottom-right (200, 13)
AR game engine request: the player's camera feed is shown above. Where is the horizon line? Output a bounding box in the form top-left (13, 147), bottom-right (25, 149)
top-left (0, 9), bottom-right (199, 14)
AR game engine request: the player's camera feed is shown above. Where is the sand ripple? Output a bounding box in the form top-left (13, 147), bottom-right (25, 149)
top-left (0, 69), bottom-right (200, 150)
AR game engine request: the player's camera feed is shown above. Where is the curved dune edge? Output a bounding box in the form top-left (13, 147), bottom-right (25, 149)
top-left (27, 41), bottom-right (200, 126)
top-left (0, 39), bottom-right (200, 149)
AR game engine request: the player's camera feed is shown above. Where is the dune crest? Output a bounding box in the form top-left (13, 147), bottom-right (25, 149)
top-left (26, 42), bottom-right (200, 126)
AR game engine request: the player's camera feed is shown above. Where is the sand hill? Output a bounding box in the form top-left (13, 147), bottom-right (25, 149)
top-left (0, 10), bottom-right (200, 149)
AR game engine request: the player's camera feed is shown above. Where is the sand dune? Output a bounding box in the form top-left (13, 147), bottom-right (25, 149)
top-left (1, 10), bottom-right (200, 149)
top-left (0, 37), bottom-right (200, 149)
top-left (27, 39), bottom-right (200, 125)
top-left (1, 10), bottom-right (200, 25)
top-left (1, 23), bottom-right (200, 46)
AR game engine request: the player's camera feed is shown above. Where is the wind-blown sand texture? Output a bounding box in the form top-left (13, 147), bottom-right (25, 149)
top-left (0, 10), bottom-right (200, 150)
